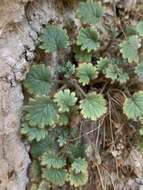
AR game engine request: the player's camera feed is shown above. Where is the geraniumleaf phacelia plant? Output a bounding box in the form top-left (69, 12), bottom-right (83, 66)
top-left (21, 1), bottom-right (143, 189)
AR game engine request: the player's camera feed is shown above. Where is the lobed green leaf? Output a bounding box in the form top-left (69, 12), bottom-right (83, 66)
top-left (39, 26), bottom-right (69, 53)
top-left (80, 92), bottom-right (107, 121)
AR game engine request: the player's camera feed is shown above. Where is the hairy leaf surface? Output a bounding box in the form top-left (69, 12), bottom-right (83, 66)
top-left (71, 158), bottom-right (88, 174)
top-left (58, 131), bottom-right (68, 147)
top-left (77, 63), bottom-right (98, 86)
top-left (105, 64), bottom-right (129, 83)
top-left (123, 91), bottom-right (143, 120)
top-left (57, 114), bottom-right (69, 126)
top-left (74, 46), bottom-right (92, 62)
top-left (119, 35), bottom-right (141, 63)
top-left (69, 171), bottom-right (88, 187)
top-left (77, 28), bottom-right (100, 52)
top-left (31, 138), bottom-right (53, 158)
top-left (136, 21), bottom-right (143, 37)
top-left (40, 26), bottom-right (69, 53)
top-left (54, 89), bottom-right (77, 112)
top-left (25, 96), bottom-right (58, 127)
top-left (80, 92), bottom-right (107, 120)
top-left (21, 123), bottom-right (48, 142)
top-left (38, 181), bottom-right (50, 190)
top-left (97, 57), bottom-right (110, 74)
top-left (43, 168), bottom-right (67, 186)
top-left (59, 61), bottom-right (75, 78)
top-left (77, 0), bottom-right (104, 25)
top-left (67, 143), bottom-right (85, 161)
top-left (41, 152), bottom-right (66, 169)
top-left (24, 64), bottom-right (53, 95)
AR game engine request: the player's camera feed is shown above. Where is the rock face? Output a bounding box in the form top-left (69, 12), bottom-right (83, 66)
top-left (0, 0), bottom-right (58, 189)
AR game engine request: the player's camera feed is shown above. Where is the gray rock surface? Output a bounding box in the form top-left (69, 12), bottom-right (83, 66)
top-left (0, 0), bottom-right (57, 189)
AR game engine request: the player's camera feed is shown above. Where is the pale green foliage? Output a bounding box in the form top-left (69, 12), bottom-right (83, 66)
top-left (123, 91), bottom-right (143, 120)
top-left (58, 131), bottom-right (68, 147)
top-left (68, 149), bottom-right (88, 187)
top-left (22, 2), bottom-right (143, 188)
top-left (29, 184), bottom-right (38, 190)
top-left (54, 89), bottom-right (77, 112)
top-left (41, 152), bottom-right (66, 169)
top-left (77, 0), bottom-right (104, 25)
top-left (74, 46), bottom-right (92, 62)
top-left (119, 35), bottom-right (141, 63)
top-left (21, 124), bottom-right (48, 142)
top-left (40, 26), bottom-right (69, 53)
top-left (136, 21), bottom-right (143, 37)
top-left (24, 64), bottom-right (52, 95)
top-left (80, 92), bottom-right (107, 120)
top-left (69, 171), bottom-right (88, 187)
top-left (38, 181), bottom-right (50, 190)
top-left (31, 138), bottom-right (53, 158)
top-left (118, 72), bottom-right (129, 84)
top-left (43, 168), bottom-right (67, 186)
top-left (105, 64), bottom-right (129, 83)
top-left (67, 144), bottom-right (85, 161)
top-left (105, 65), bottom-right (118, 81)
top-left (57, 114), bottom-right (69, 126)
top-left (25, 96), bottom-right (58, 127)
top-left (135, 63), bottom-right (143, 78)
top-left (76, 63), bottom-right (98, 86)
top-left (71, 158), bottom-right (88, 174)
top-left (59, 61), bottom-right (75, 78)
top-left (97, 58), bottom-right (129, 83)
top-left (77, 28), bottom-right (100, 52)
top-left (97, 57), bottom-right (110, 74)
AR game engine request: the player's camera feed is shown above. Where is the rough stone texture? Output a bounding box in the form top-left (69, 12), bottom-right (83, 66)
top-left (0, 0), bottom-right (58, 189)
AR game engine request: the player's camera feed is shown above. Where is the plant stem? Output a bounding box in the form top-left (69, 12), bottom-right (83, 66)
top-left (69, 79), bottom-right (87, 97)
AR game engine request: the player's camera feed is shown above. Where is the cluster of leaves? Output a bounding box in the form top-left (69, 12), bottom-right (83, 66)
top-left (22, 0), bottom-right (143, 189)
